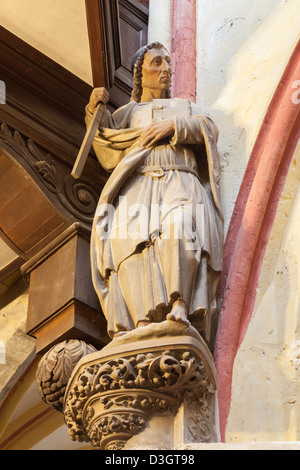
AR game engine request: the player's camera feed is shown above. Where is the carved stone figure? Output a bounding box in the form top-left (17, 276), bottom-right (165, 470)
top-left (87, 42), bottom-right (224, 346)
top-left (36, 339), bottom-right (97, 411)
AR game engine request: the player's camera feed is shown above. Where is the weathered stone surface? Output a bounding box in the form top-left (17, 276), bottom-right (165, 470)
top-left (36, 339), bottom-right (97, 412)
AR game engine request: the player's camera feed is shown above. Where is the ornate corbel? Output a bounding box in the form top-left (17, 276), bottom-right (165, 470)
top-left (0, 122), bottom-right (103, 226)
top-left (35, 322), bottom-right (219, 450)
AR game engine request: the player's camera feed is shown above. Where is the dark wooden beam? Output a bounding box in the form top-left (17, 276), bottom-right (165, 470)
top-left (85, 0), bottom-right (108, 87)
top-left (0, 27), bottom-right (110, 353)
top-left (0, 27), bottom-right (98, 165)
top-left (0, 27), bottom-right (92, 121)
top-left (0, 28), bottom-right (108, 259)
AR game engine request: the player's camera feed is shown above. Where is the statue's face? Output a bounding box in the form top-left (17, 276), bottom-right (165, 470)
top-left (141, 48), bottom-right (171, 95)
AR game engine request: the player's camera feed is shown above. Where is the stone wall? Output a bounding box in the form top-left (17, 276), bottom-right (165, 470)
top-left (227, 143), bottom-right (300, 442)
top-left (148, 0), bottom-right (300, 443)
top-left (0, 277), bottom-right (35, 405)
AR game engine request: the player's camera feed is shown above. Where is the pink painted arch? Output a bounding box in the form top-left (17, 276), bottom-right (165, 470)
top-left (214, 39), bottom-right (300, 442)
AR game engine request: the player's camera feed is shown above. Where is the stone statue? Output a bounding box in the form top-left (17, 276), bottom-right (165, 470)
top-left (87, 42), bottom-right (224, 348)
top-left (34, 44), bottom-right (224, 450)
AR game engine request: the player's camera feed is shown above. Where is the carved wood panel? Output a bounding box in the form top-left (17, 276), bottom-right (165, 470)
top-left (117, 0), bottom-right (149, 84)
top-left (85, 0), bottom-right (149, 110)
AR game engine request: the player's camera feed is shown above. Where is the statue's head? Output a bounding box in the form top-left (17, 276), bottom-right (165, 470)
top-left (131, 42), bottom-right (172, 103)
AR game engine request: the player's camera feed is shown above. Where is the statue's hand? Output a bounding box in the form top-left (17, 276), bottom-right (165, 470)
top-left (139, 119), bottom-right (175, 149)
top-left (88, 87), bottom-right (109, 113)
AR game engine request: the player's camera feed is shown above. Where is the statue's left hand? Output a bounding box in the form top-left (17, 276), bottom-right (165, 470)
top-left (139, 119), bottom-right (175, 149)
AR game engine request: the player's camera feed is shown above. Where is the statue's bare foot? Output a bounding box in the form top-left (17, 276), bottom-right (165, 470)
top-left (166, 299), bottom-right (190, 326)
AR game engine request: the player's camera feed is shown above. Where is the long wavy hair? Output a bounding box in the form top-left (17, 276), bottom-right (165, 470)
top-left (130, 42), bottom-right (172, 103)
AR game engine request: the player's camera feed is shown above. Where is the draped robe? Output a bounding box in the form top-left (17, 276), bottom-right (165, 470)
top-left (88, 99), bottom-right (224, 344)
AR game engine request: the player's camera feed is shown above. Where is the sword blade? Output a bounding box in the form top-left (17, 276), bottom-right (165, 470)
top-left (71, 103), bottom-right (106, 179)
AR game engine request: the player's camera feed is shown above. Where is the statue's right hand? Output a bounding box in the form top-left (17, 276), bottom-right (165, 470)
top-left (88, 87), bottom-right (109, 113)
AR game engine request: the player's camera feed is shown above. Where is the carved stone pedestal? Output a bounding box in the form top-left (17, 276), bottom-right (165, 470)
top-left (62, 321), bottom-right (219, 450)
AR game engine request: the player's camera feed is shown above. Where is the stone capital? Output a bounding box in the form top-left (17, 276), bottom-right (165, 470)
top-left (62, 322), bottom-right (218, 449)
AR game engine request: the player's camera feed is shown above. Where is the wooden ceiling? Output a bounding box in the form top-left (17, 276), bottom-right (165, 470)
top-left (0, 0), bottom-right (149, 270)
